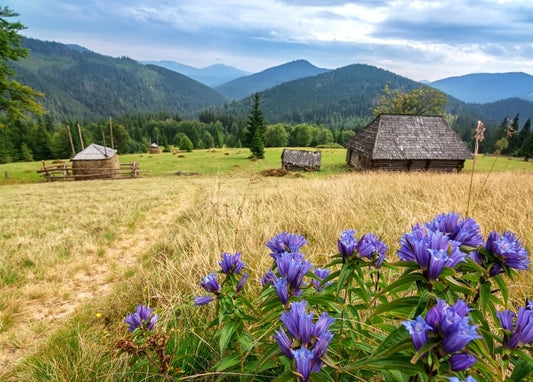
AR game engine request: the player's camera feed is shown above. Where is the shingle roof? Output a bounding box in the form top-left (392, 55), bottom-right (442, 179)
top-left (72, 143), bottom-right (117, 160)
top-left (344, 114), bottom-right (472, 160)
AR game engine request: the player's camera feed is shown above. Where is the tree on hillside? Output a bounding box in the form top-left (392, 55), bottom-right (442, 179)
top-left (245, 93), bottom-right (266, 158)
top-left (0, 6), bottom-right (44, 125)
top-left (373, 85), bottom-right (447, 116)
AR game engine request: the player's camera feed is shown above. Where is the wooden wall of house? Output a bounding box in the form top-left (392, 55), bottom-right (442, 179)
top-left (370, 159), bottom-right (465, 172)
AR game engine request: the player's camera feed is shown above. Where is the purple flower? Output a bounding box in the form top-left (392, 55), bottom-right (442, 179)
top-left (498, 304), bottom-right (533, 349)
top-left (311, 267), bottom-right (331, 292)
top-left (267, 232), bottom-right (307, 259)
top-left (236, 272), bottom-right (248, 293)
top-left (194, 295), bottom-right (216, 306)
top-left (448, 377), bottom-right (477, 382)
top-left (338, 230), bottom-right (357, 260)
top-left (124, 305), bottom-right (158, 332)
top-left (484, 231), bottom-right (530, 275)
top-left (292, 348), bottom-right (314, 382)
top-left (261, 270), bottom-right (277, 287)
top-left (276, 301), bottom-right (334, 379)
top-left (449, 352), bottom-right (477, 371)
top-left (276, 252), bottom-right (312, 294)
top-left (219, 252), bottom-right (246, 274)
top-left (274, 327), bottom-right (293, 359)
top-left (357, 233), bottom-right (388, 268)
top-left (274, 278), bottom-right (289, 304)
top-left (403, 315), bottom-right (432, 351)
top-left (427, 213), bottom-right (483, 248)
top-left (200, 273), bottom-right (221, 294)
top-left (425, 299), bottom-right (480, 354)
top-left (398, 226), bottom-right (466, 280)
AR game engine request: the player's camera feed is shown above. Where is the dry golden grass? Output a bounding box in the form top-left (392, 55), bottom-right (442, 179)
top-left (1, 170), bottom-right (532, 379)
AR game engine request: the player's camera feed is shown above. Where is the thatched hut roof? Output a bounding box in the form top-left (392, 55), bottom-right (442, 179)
top-left (72, 143), bottom-right (117, 161)
top-left (344, 114), bottom-right (472, 161)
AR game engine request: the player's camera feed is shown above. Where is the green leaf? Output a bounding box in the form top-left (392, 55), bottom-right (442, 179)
top-left (510, 355), bottom-right (533, 381)
top-left (219, 321), bottom-right (237, 355)
top-left (213, 353), bottom-right (240, 372)
top-left (372, 296), bottom-right (421, 318)
top-left (370, 326), bottom-right (412, 359)
top-left (272, 370), bottom-right (298, 382)
top-left (493, 274), bottom-right (508, 306)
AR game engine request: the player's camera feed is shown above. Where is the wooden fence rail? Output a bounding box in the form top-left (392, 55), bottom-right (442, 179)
top-left (38, 161), bottom-right (140, 181)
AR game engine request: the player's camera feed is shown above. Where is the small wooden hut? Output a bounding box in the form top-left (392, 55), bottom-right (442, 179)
top-left (71, 143), bottom-right (120, 180)
top-left (344, 114), bottom-right (472, 172)
top-left (281, 149), bottom-right (321, 171)
top-left (149, 143), bottom-right (161, 154)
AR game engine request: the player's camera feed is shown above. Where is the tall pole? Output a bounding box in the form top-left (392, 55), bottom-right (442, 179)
top-left (66, 125), bottom-right (76, 157)
top-left (77, 124), bottom-right (85, 150)
top-left (109, 117), bottom-right (115, 149)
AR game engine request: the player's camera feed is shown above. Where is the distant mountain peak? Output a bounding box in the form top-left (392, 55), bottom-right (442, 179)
top-left (215, 59), bottom-right (331, 99)
top-left (141, 60), bottom-right (250, 87)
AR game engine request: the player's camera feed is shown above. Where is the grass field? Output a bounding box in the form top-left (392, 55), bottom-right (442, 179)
top-left (1, 148), bottom-right (532, 184)
top-left (0, 148), bottom-right (532, 380)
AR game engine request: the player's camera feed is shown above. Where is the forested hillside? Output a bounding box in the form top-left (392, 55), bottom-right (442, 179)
top-left (3, 38), bottom-right (533, 165)
top-left (10, 38), bottom-right (227, 121)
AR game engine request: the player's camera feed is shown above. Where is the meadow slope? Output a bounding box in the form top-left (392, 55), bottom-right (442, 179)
top-left (0, 155), bottom-right (532, 380)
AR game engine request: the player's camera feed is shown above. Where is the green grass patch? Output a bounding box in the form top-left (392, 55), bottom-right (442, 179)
top-left (1, 149), bottom-right (532, 186)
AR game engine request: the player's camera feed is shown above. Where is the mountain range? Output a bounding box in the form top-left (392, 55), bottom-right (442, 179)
top-left (10, 38), bottom-right (533, 127)
top-left (429, 72), bottom-right (533, 104)
top-left (141, 60), bottom-right (251, 87)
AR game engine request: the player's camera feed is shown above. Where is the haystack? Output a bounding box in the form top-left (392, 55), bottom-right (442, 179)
top-left (149, 143), bottom-right (161, 154)
top-left (71, 143), bottom-right (120, 180)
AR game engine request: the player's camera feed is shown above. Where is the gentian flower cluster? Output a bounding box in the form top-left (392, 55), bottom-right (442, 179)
top-left (274, 301), bottom-right (335, 382)
top-left (496, 299), bottom-right (533, 349)
top-left (403, 299), bottom-right (480, 372)
top-left (262, 233), bottom-right (315, 304)
top-left (219, 252), bottom-right (246, 274)
top-left (426, 212), bottom-right (484, 249)
top-left (398, 223), bottom-right (466, 280)
top-left (194, 252), bottom-right (249, 306)
top-left (262, 251), bottom-right (313, 304)
top-left (266, 232), bottom-right (307, 260)
top-left (472, 230), bottom-right (530, 276)
top-left (124, 304), bottom-right (158, 332)
top-left (338, 230), bottom-right (387, 267)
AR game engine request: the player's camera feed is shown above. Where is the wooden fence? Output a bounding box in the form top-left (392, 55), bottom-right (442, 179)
top-left (38, 161), bottom-right (140, 181)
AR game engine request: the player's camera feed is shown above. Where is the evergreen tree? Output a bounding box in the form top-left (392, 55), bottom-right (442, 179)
top-left (179, 135), bottom-right (193, 152)
top-left (245, 93), bottom-right (266, 159)
top-left (0, 6), bottom-right (45, 125)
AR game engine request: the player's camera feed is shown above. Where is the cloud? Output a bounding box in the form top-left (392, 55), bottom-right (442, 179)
top-left (5, 0), bottom-right (533, 80)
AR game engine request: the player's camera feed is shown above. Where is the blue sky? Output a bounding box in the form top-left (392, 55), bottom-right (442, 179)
top-left (5, 0), bottom-right (533, 81)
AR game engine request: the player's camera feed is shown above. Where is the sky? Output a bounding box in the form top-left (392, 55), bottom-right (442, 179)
top-left (5, 0), bottom-right (533, 82)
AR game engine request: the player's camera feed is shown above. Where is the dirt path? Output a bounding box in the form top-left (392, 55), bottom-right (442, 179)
top-left (0, 183), bottom-right (197, 376)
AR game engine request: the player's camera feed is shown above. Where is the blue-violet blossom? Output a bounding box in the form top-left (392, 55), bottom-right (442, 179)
top-left (124, 305), bottom-right (158, 332)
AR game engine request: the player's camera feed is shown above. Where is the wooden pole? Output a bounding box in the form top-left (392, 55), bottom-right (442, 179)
top-left (77, 124), bottom-right (85, 150)
top-left (109, 117), bottom-right (115, 149)
top-left (102, 131), bottom-right (108, 157)
top-left (66, 125), bottom-right (76, 157)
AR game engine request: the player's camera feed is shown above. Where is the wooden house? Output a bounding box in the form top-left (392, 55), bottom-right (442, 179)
top-left (281, 149), bottom-right (321, 171)
top-left (344, 114), bottom-right (472, 172)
